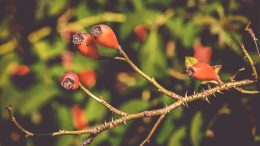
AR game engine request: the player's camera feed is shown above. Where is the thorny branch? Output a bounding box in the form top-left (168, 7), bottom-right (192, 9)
top-left (7, 79), bottom-right (256, 141)
top-left (6, 22), bottom-right (260, 146)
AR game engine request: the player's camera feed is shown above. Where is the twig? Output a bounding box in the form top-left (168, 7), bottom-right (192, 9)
top-left (79, 83), bottom-right (128, 116)
top-left (230, 67), bottom-right (259, 94)
top-left (240, 42), bottom-right (258, 81)
top-left (230, 67), bottom-right (246, 81)
top-left (8, 79), bottom-right (255, 138)
top-left (245, 22), bottom-right (260, 57)
top-left (233, 87), bottom-right (260, 94)
top-left (6, 105), bottom-right (34, 137)
top-left (80, 134), bottom-right (96, 146)
top-left (118, 46), bottom-right (182, 100)
top-left (139, 114), bottom-right (166, 146)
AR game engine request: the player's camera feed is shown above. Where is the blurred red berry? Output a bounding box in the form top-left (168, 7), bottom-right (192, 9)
top-left (61, 51), bottom-right (73, 70)
top-left (10, 131), bottom-right (20, 142)
top-left (72, 32), bottom-right (100, 59)
top-left (60, 72), bottom-right (79, 90)
top-left (91, 24), bottom-right (120, 50)
top-left (78, 69), bottom-right (96, 88)
top-left (71, 105), bottom-right (88, 130)
top-left (186, 62), bottom-right (222, 84)
top-left (193, 42), bottom-right (212, 63)
top-left (60, 29), bottom-right (75, 43)
top-left (11, 64), bottom-right (30, 76)
top-left (134, 24), bottom-right (148, 42)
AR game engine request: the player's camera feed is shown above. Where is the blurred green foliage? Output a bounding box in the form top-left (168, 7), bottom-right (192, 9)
top-left (0, 0), bottom-right (259, 146)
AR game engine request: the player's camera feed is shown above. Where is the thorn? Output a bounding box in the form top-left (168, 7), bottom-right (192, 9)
top-left (207, 84), bottom-right (211, 89)
top-left (217, 90), bottom-right (224, 94)
top-left (178, 107), bottom-right (182, 110)
top-left (205, 97), bottom-right (211, 104)
top-left (184, 102), bottom-right (189, 108)
top-left (185, 91), bottom-right (188, 97)
top-left (124, 120), bottom-right (127, 125)
top-left (212, 93), bottom-right (216, 97)
top-left (104, 120), bottom-right (107, 125)
top-left (164, 102), bottom-right (168, 107)
top-left (112, 117), bottom-right (114, 122)
top-left (193, 90), bottom-right (196, 95)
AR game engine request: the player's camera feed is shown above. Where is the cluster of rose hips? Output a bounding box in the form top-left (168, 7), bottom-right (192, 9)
top-left (60, 24), bottom-right (223, 91)
top-left (60, 24), bottom-right (120, 90)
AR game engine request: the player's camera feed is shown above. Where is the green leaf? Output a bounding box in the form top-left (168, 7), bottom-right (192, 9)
top-left (55, 105), bottom-right (73, 129)
top-left (119, 9), bottom-right (159, 40)
top-left (166, 18), bottom-right (200, 48)
top-left (185, 57), bottom-right (198, 68)
top-left (139, 28), bottom-right (166, 77)
top-left (55, 136), bottom-right (73, 146)
top-left (168, 126), bottom-right (187, 146)
top-left (20, 85), bottom-right (58, 115)
top-left (119, 99), bottom-right (148, 113)
top-left (48, 0), bottom-right (68, 16)
top-left (190, 111), bottom-right (204, 146)
top-left (75, 1), bottom-right (91, 19)
top-left (109, 126), bottom-right (128, 146)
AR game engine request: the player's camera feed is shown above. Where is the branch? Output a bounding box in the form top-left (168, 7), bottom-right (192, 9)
top-left (118, 46), bottom-right (182, 100)
top-left (8, 79), bottom-right (256, 139)
top-left (230, 67), bottom-right (260, 94)
top-left (139, 114), bottom-right (166, 146)
top-left (245, 22), bottom-right (260, 57)
top-left (6, 105), bottom-right (34, 137)
top-left (240, 42), bottom-right (258, 81)
top-left (79, 82), bottom-right (128, 116)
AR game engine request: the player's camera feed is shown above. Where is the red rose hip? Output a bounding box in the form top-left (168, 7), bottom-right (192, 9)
top-left (91, 24), bottom-right (120, 50)
top-left (72, 32), bottom-right (99, 59)
top-left (60, 71), bottom-right (80, 90)
top-left (186, 62), bottom-right (222, 84)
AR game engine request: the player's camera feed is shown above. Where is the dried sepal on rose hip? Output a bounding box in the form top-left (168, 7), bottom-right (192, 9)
top-left (72, 32), bottom-right (100, 59)
top-left (185, 57), bottom-right (223, 85)
top-left (60, 71), bottom-right (80, 90)
top-left (90, 24), bottom-right (120, 50)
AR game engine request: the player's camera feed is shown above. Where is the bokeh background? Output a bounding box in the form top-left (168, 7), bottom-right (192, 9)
top-left (1, 0), bottom-right (260, 146)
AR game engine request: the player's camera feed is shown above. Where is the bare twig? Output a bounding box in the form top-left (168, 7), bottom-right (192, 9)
top-left (139, 114), bottom-right (166, 146)
top-left (230, 67), bottom-right (246, 81)
top-left (8, 79), bottom-right (255, 139)
top-left (234, 87), bottom-right (260, 94)
top-left (6, 105), bottom-right (34, 137)
top-left (80, 134), bottom-right (96, 146)
top-left (230, 67), bottom-right (259, 94)
top-left (118, 46), bottom-right (182, 100)
top-left (79, 83), bottom-right (128, 116)
top-left (245, 22), bottom-right (260, 57)
top-left (240, 43), bottom-right (258, 81)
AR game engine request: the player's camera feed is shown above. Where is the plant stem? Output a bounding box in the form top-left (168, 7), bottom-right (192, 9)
top-left (118, 46), bottom-right (182, 100)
